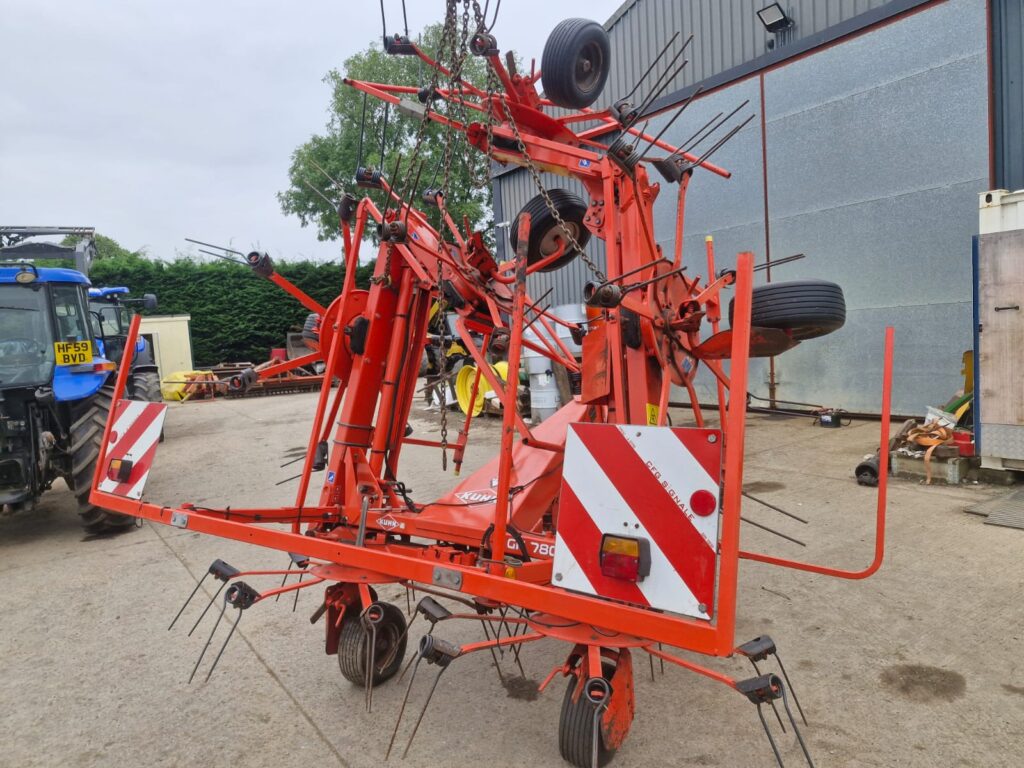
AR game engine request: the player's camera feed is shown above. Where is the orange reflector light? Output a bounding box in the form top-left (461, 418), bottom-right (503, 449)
top-left (599, 534), bottom-right (651, 582)
top-left (107, 458), bottom-right (133, 483)
top-left (94, 362), bottom-right (116, 372)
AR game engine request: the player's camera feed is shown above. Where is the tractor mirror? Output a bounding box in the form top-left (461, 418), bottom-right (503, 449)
top-left (142, 293), bottom-right (158, 311)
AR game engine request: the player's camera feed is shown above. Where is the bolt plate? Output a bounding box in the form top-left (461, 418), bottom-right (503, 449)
top-left (431, 566), bottom-right (462, 590)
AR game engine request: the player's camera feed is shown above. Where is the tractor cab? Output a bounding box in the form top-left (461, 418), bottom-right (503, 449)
top-left (0, 263), bottom-right (114, 400)
top-left (88, 285), bottom-right (158, 374)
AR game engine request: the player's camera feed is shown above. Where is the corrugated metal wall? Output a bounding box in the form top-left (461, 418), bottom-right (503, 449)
top-left (601, 0), bottom-right (893, 109)
top-left (993, 0), bottom-right (1024, 191)
top-left (493, 0), bottom-right (993, 413)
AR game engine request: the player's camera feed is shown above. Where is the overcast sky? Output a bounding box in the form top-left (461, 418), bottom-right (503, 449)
top-left (0, 1), bottom-right (625, 263)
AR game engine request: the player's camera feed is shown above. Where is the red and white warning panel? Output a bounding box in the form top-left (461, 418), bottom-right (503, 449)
top-left (96, 399), bottom-right (168, 500)
top-left (552, 424), bottom-right (723, 620)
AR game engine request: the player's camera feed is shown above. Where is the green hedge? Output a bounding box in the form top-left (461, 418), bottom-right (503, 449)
top-left (89, 257), bottom-right (373, 366)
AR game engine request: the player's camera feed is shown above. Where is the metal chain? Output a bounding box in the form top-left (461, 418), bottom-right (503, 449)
top-left (436, 260), bottom-right (449, 469)
top-left (496, 91), bottom-right (606, 282)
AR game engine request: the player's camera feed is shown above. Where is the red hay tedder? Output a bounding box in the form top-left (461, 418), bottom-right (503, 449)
top-left (91, 4), bottom-right (894, 766)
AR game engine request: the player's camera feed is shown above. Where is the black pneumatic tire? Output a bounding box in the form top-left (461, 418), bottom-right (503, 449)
top-left (541, 18), bottom-right (611, 109)
top-left (302, 312), bottom-right (320, 344)
top-left (131, 370), bottom-right (165, 442)
top-left (510, 189), bottom-right (591, 272)
top-left (337, 602), bottom-right (408, 687)
top-left (730, 280), bottom-right (846, 341)
top-left (559, 662), bottom-right (617, 768)
top-left (131, 370), bottom-right (162, 402)
top-left (69, 384), bottom-right (135, 535)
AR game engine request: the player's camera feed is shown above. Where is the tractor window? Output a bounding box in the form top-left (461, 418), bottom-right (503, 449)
top-left (89, 300), bottom-right (128, 336)
top-left (0, 284), bottom-right (55, 389)
top-left (51, 284), bottom-right (91, 342)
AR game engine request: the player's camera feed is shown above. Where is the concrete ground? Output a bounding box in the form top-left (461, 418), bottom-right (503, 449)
top-left (1, 391), bottom-right (1021, 768)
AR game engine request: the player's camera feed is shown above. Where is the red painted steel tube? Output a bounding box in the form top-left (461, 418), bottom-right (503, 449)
top-left (267, 272), bottom-right (327, 315)
top-left (577, 123), bottom-right (731, 179)
top-left (460, 632), bottom-right (546, 656)
top-left (705, 237), bottom-right (728, 431)
top-left (713, 252), bottom-right (754, 654)
top-left (256, 352), bottom-right (322, 379)
top-left (738, 327), bottom-right (895, 579)
top-left (294, 308), bottom-right (348, 514)
top-left (90, 313), bottom-right (141, 496)
top-left (644, 645), bottom-right (739, 690)
top-left (489, 214), bottom-right (531, 566)
top-left (88, 492), bottom-right (736, 655)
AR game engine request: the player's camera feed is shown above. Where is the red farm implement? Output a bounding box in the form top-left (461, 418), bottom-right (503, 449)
top-left (91, 5), bottom-right (894, 766)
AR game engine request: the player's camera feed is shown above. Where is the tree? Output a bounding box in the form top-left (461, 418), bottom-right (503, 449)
top-left (279, 24), bottom-right (493, 244)
top-left (60, 232), bottom-right (146, 261)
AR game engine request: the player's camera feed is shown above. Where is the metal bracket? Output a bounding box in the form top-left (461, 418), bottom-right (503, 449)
top-left (431, 566), bottom-right (463, 590)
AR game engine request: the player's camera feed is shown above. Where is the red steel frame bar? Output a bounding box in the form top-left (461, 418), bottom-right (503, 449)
top-left (89, 252), bottom-right (770, 657)
top-left (738, 326), bottom-right (895, 578)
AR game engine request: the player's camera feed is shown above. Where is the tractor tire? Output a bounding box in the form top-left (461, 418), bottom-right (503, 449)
top-left (69, 384), bottom-right (135, 535)
top-left (541, 18), bottom-right (611, 109)
top-left (131, 370), bottom-right (162, 402)
top-left (510, 189), bottom-right (591, 272)
top-left (337, 602), bottom-right (407, 687)
top-left (130, 370), bottom-right (165, 442)
top-left (559, 662), bottom-right (617, 768)
top-left (730, 280), bottom-right (846, 341)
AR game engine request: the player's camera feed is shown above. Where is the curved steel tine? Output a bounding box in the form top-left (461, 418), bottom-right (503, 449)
top-left (751, 659), bottom-right (786, 733)
top-left (401, 665), bottom-right (448, 759)
top-left (168, 572), bottom-right (208, 630)
top-left (387, 652), bottom-right (425, 760)
top-left (775, 654), bottom-right (808, 726)
top-left (756, 702), bottom-right (786, 767)
top-left (188, 581), bottom-right (227, 637)
top-left (779, 680), bottom-right (815, 766)
top-left (189, 597), bottom-right (227, 684)
top-left (205, 608), bottom-right (243, 682)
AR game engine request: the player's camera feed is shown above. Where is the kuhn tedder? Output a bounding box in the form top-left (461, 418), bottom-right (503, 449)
top-left (91, 4), bottom-right (894, 766)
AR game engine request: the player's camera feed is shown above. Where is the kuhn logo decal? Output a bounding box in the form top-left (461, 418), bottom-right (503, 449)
top-left (455, 489), bottom-right (497, 503)
top-left (377, 514), bottom-right (403, 530)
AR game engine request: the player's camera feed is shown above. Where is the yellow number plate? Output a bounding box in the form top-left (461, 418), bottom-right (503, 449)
top-left (54, 340), bottom-right (94, 366)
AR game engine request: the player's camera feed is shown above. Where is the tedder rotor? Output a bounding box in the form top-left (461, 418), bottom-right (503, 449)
top-left (91, 4), bottom-right (895, 766)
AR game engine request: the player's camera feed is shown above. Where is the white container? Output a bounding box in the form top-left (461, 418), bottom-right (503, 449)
top-left (529, 372), bottom-right (560, 422)
top-left (550, 303), bottom-right (586, 357)
top-left (979, 189), bottom-right (1024, 235)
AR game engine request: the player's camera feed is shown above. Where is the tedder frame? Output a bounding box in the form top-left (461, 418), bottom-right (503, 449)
top-left (91, 7), bottom-right (894, 766)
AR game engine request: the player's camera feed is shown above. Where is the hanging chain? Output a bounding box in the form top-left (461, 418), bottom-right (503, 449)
top-left (436, 260), bottom-right (450, 470)
top-left (496, 91), bottom-right (606, 282)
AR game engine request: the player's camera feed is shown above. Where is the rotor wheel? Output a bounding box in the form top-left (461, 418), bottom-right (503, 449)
top-left (69, 383), bottom-right (136, 535)
top-left (559, 662), bottom-right (618, 768)
top-left (730, 280), bottom-right (846, 341)
top-left (337, 602), bottom-right (408, 687)
top-left (541, 18), bottom-right (612, 109)
top-left (510, 189), bottom-right (591, 272)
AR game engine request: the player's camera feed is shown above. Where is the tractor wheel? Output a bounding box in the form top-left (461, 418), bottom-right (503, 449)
top-left (510, 189), bottom-right (591, 272)
top-left (337, 602), bottom-right (407, 687)
top-left (730, 280), bottom-right (846, 341)
top-left (559, 662), bottom-right (618, 768)
top-left (131, 370), bottom-right (162, 402)
top-left (541, 18), bottom-right (611, 109)
top-left (130, 370), bottom-right (164, 442)
top-left (69, 384), bottom-right (135, 535)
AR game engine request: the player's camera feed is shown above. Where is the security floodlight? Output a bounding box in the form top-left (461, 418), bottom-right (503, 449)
top-left (757, 3), bottom-right (793, 33)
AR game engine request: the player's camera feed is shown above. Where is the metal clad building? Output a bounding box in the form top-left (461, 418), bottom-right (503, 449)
top-left (494, 0), bottom-right (1021, 414)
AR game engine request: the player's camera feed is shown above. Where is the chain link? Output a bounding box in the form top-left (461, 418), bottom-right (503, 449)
top-left (496, 91), bottom-right (606, 283)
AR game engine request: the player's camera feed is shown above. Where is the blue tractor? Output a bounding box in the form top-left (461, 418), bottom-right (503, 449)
top-left (0, 227), bottom-right (160, 533)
